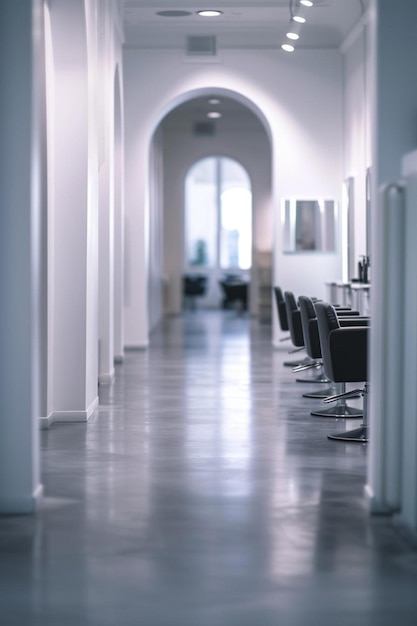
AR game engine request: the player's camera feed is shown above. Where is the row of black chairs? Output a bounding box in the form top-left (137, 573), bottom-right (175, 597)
top-left (274, 287), bottom-right (369, 443)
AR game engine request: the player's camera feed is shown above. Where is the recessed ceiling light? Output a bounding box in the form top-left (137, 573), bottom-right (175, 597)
top-left (300, 0), bottom-right (313, 7)
top-left (156, 10), bottom-right (192, 17)
top-left (197, 10), bottom-right (223, 17)
top-left (207, 111), bottom-right (222, 119)
top-left (208, 98), bottom-right (221, 105)
top-left (293, 16), bottom-right (306, 23)
top-left (286, 32), bottom-right (299, 40)
top-left (281, 44), bottom-right (295, 53)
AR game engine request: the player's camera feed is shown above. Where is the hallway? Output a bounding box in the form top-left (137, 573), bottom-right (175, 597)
top-left (1, 311), bottom-right (417, 625)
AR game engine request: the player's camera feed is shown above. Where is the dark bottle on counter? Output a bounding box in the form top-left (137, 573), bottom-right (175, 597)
top-left (358, 260), bottom-right (364, 282)
top-left (362, 255), bottom-right (370, 283)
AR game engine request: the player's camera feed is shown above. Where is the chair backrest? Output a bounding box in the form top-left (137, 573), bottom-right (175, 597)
top-left (273, 287), bottom-right (289, 331)
top-left (314, 302), bottom-right (340, 379)
top-left (298, 295), bottom-right (321, 359)
top-left (315, 301), bottom-right (368, 383)
top-left (183, 275), bottom-right (208, 296)
top-left (284, 291), bottom-right (304, 347)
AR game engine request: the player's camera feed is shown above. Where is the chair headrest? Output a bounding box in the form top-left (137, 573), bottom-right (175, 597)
top-left (298, 295), bottom-right (316, 320)
top-left (284, 291), bottom-right (297, 311)
top-left (315, 302), bottom-right (340, 333)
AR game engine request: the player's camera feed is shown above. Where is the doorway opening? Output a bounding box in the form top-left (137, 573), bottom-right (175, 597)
top-left (184, 156), bottom-right (252, 310)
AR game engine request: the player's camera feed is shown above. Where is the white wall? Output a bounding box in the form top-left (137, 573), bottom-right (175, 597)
top-left (271, 53), bottom-right (344, 334)
top-left (42, 0), bottom-right (125, 424)
top-left (123, 47), bottom-right (344, 346)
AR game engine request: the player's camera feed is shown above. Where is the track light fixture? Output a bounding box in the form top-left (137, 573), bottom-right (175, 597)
top-left (280, 0), bottom-right (312, 53)
top-left (197, 10), bottom-right (223, 17)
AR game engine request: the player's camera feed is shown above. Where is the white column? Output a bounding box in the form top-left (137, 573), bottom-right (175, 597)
top-left (367, 0), bottom-right (417, 536)
top-left (0, 0), bottom-right (43, 512)
top-left (48, 0), bottom-right (98, 423)
top-left (99, 160), bottom-right (115, 383)
top-left (114, 67), bottom-right (125, 362)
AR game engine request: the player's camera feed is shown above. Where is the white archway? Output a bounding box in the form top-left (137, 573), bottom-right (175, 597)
top-left (124, 84), bottom-right (273, 344)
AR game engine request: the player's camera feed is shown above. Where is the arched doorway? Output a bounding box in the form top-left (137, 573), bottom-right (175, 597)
top-left (157, 93), bottom-right (272, 320)
top-left (184, 156), bottom-right (252, 309)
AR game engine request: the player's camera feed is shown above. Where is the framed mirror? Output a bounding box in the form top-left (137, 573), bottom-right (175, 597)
top-left (281, 198), bottom-right (337, 253)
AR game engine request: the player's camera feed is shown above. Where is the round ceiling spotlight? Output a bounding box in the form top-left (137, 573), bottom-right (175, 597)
top-left (281, 44), bottom-right (295, 53)
top-left (293, 16), bottom-right (306, 23)
top-left (207, 111), bottom-right (222, 119)
top-left (300, 1), bottom-right (313, 7)
top-left (208, 98), bottom-right (221, 105)
top-left (286, 32), bottom-right (299, 40)
top-left (197, 10), bottom-right (223, 17)
top-left (156, 10), bottom-right (192, 17)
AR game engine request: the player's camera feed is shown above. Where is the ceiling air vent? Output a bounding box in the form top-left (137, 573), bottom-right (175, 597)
top-left (193, 121), bottom-right (215, 136)
top-left (186, 35), bottom-right (217, 56)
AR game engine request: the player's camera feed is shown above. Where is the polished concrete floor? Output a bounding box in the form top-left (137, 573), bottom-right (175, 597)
top-left (1, 311), bottom-right (417, 625)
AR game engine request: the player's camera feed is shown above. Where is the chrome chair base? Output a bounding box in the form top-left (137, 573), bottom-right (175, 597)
top-left (327, 425), bottom-right (368, 443)
top-left (311, 404), bottom-right (363, 419)
top-left (295, 371), bottom-right (331, 384)
top-left (322, 387), bottom-right (364, 403)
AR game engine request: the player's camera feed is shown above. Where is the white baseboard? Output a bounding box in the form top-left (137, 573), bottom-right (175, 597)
top-left (0, 483), bottom-right (44, 514)
top-left (364, 484), bottom-right (393, 514)
top-left (99, 368), bottom-right (115, 385)
top-left (39, 413), bottom-right (54, 430)
top-left (34, 484), bottom-right (44, 509)
top-left (125, 343), bottom-right (149, 350)
top-left (39, 397), bottom-right (99, 429)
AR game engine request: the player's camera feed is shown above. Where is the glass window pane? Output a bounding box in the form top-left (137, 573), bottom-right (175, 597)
top-left (220, 187), bottom-right (252, 270)
top-left (185, 158), bottom-right (217, 267)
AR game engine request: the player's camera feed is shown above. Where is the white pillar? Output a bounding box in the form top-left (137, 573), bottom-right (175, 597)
top-left (114, 67), bottom-right (125, 362)
top-left (0, 0), bottom-right (43, 512)
top-left (99, 160), bottom-right (115, 383)
top-left (367, 0), bottom-right (417, 536)
top-left (48, 0), bottom-right (98, 423)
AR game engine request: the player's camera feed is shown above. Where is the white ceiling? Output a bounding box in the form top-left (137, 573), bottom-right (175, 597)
top-left (122, 0), bottom-right (369, 50)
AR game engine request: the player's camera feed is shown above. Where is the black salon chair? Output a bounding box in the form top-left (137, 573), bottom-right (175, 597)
top-left (315, 302), bottom-right (369, 442)
top-left (273, 286), bottom-right (290, 338)
top-left (284, 291), bottom-right (327, 383)
top-left (183, 274), bottom-right (208, 309)
top-left (299, 295), bottom-right (363, 417)
top-left (274, 287), bottom-right (311, 368)
top-left (219, 279), bottom-right (248, 312)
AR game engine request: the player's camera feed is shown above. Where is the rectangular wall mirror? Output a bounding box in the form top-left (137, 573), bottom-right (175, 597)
top-left (281, 198), bottom-right (337, 253)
